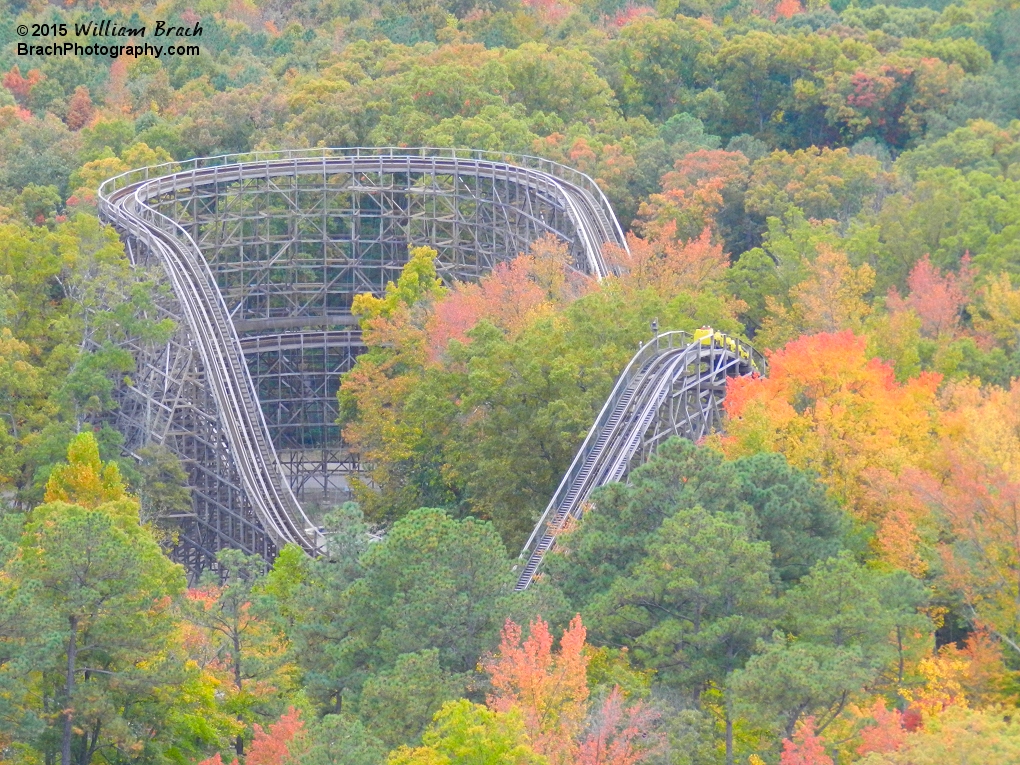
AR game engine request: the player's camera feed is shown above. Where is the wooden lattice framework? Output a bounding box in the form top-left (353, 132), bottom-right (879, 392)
top-left (99, 148), bottom-right (625, 573)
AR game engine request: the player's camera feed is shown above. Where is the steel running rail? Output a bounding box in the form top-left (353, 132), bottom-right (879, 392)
top-left (98, 148), bottom-right (627, 557)
top-left (514, 331), bottom-right (765, 591)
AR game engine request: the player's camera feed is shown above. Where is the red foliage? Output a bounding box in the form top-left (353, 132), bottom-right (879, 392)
top-left (521, 0), bottom-right (572, 24)
top-left (196, 708), bottom-right (303, 765)
top-left (780, 717), bottom-right (833, 765)
top-left (2, 66), bottom-right (43, 105)
top-left (485, 615), bottom-right (590, 765)
top-left (577, 687), bottom-right (662, 765)
top-left (886, 255), bottom-right (975, 337)
top-left (65, 86), bottom-right (95, 131)
top-left (847, 69), bottom-right (899, 111)
top-left (901, 707), bottom-right (923, 732)
top-left (611, 5), bottom-right (656, 27)
top-left (857, 699), bottom-right (906, 756)
top-left (247, 708), bottom-right (304, 765)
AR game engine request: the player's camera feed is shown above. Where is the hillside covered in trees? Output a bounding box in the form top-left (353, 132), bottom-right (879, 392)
top-left (2, 0), bottom-right (1020, 762)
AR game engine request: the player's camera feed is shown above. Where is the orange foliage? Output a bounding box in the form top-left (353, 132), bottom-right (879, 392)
top-left (857, 699), bottom-right (906, 756)
top-left (65, 86), bottom-right (95, 131)
top-left (106, 58), bottom-right (130, 112)
top-left (876, 506), bottom-right (927, 577)
top-left (248, 708), bottom-right (304, 765)
top-left (604, 225), bottom-right (729, 298)
top-left (864, 466), bottom-right (932, 574)
top-left (531, 135), bottom-right (637, 213)
top-left (773, 0), bottom-right (803, 19)
top-left (780, 717), bottom-right (832, 765)
top-left (195, 710), bottom-right (302, 765)
top-left (485, 615), bottom-right (590, 765)
top-left (722, 331), bottom-right (940, 511)
top-left (637, 150), bottom-right (750, 243)
top-left (425, 235), bottom-right (589, 359)
top-left (901, 632), bottom-right (1007, 716)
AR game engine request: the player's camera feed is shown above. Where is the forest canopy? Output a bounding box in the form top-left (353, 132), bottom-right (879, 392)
top-left (1, 0), bottom-right (1020, 762)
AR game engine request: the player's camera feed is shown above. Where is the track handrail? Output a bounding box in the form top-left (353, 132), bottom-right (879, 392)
top-left (97, 147), bottom-right (627, 257)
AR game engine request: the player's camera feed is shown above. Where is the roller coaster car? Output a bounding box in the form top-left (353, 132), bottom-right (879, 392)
top-left (693, 327), bottom-right (752, 363)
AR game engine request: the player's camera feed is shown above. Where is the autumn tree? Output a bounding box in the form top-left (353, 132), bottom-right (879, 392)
top-left (485, 616), bottom-right (589, 764)
top-left (780, 718), bottom-right (832, 765)
top-left (604, 226), bottom-right (730, 299)
top-left (388, 700), bottom-right (547, 765)
top-left (856, 699), bottom-right (906, 758)
top-left (857, 705), bottom-right (1020, 765)
top-left (636, 149), bottom-right (751, 251)
top-left (340, 244), bottom-right (745, 546)
top-left (187, 549), bottom-right (296, 756)
top-left (576, 688), bottom-right (662, 765)
top-left (199, 707), bottom-right (305, 765)
top-left (0, 432), bottom-right (202, 765)
top-left (822, 56), bottom-right (964, 148)
top-left (64, 86), bottom-right (94, 131)
top-left (722, 331), bottom-right (941, 511)
top-left (756, 247), bottom-right (876, 348)
top-left (2, 66), bottom-right (43, 106)
top-left (886, 254), bottom-right (975, 338)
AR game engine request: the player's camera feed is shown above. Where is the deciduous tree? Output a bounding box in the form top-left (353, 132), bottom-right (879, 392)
top-left (722, 331), bottom-right (941, 511)
top-left (485, 616), bottom-right (589, 765)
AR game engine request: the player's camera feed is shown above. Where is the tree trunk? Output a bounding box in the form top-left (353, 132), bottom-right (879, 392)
top-left (233, 631), bottom-right (244, 757)
top-left (725, 708), bottom-right (734, 765)
top-left (44, 693), bottom-right (53, 765)
top-left (62, 616), bottom-right (77, 765)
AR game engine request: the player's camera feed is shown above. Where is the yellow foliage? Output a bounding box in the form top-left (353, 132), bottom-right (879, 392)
top-left (757, 247), bottom-right (875, 347)
top-left (901, 649), bottom-right (970, 716)
top-left (972, 272), bottom-right (1020, 348)
top-left (44, 431), bottom-right (130, 509)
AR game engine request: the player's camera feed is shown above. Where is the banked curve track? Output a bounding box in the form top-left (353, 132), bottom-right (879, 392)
top-left (98, 148), bottom-right (626, 567)
top-left (98, 148), bottom-right (763, 576)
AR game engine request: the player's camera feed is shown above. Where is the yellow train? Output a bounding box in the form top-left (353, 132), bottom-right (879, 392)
top-left (692, 326), bottom-right (753, 364)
